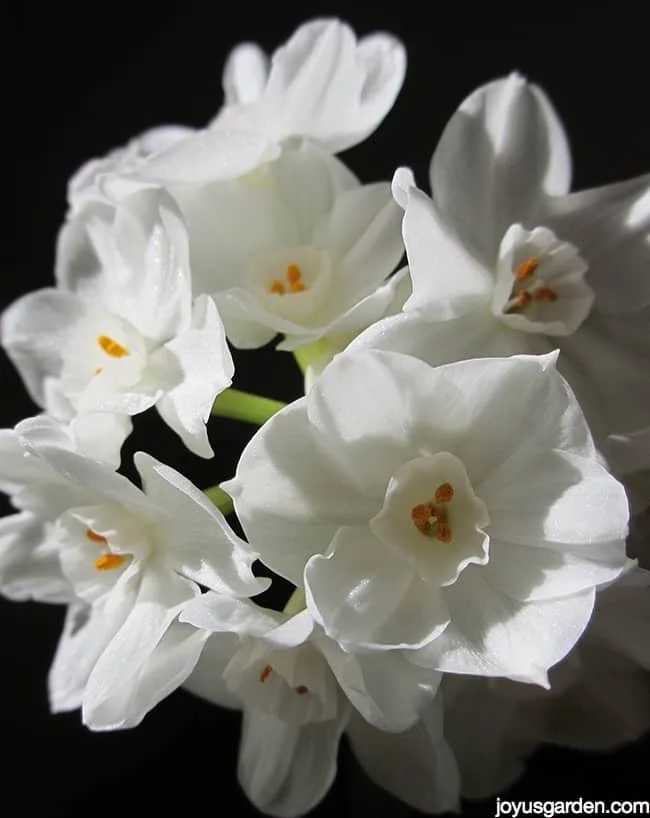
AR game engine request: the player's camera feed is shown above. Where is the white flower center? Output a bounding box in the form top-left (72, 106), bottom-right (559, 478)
top-left (491, 224), bottom-right (594, 336)
top-left (247, 245), bottom-right (333, 324)
top-left (60, 310), bottom-right (148, 410)
top-left (370, 451), bottom-right (490, 587)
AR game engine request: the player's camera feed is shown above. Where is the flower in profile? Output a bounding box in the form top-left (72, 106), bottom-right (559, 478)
top-left (2, 188), bottom-right (233, 458)
top-left (213, 18), bottom-right (406, 153)
top-left (0, 419), bottom-right (268, 730)
top-left (180, 595), bottom-right (454, 817)
top-left (352, 74), bottom-right (650, 485)
top-left (225, 349), bottom-right (629, 684)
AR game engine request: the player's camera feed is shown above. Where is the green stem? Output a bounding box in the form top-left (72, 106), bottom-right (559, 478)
top-left (211, 388), bottom-right (286, 425)
top-left (283, 586), bottom-right (306, 615)
top-left (204, 485), bottom-right (235, 517)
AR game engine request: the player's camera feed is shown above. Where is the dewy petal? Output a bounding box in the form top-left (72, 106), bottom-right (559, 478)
top-left (81, 566), bottom-right (198, 729)
top-left (0, 512), bottom-right (72, 604)
top-left (134, 452), bottom-right (267, 597)
top-left (413, 568), bottom-right (595, 685)
top-left (238, 702), bottom-right (349, 818)
top-left (541, 173), bottom-right (650, 312)
top-left (392, 168), bottom-right (493, 317)
top-left (1, 288), bottom-right (85, 407)
top-left (222, 42), bottom-right (269, 105)
top-left (316, 634), bottom-right (441, 732)
top-left (225, 397), bottom-right (374, 585)
top-left (305, 526), bottom-right (448, 650)
top-left (430, 73), bottom-right (572, 264)
top-left (347, 696), bottom-right (461, 815)
top-left (154, 295), bottom-right (234, 457)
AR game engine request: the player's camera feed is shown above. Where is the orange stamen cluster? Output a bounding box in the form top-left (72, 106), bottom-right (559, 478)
top-left (86, 528), bottom-right (126, 572)
top-left (269, 264), bottom-right (307, 296)
top-left (506, 256), bottom-right (558, 312)
top-left (97, 335), bottom-right (128, 358)
top-left (411, 483), bottom-right (455, 543)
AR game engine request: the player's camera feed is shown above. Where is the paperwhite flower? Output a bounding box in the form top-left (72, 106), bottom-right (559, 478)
top-left (2, 188), bottom-right (233, 458)
top-left (213, 18), bottom-right (406, 153)
top-left (352, 74), bottom-right (650, 479)
top-left (0, 420), bottom-right (268, 729)
top-left (442, 566), bottom-right (650, 799)
top-left (176, 140), bottom-right (404, 350)
top-left (180, 596), bottom-right (452, 817)
top-left (225, 349), bottom-right (630, 685)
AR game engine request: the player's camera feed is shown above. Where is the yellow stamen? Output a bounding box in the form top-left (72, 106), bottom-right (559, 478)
top-left (535, 286), bottom-right (558, 302)
top-left (294, 685), bottom-right (309, 695)
top-left (516, 257), bottom-right (539, 281)
top-left (94, 553), bottom-right (126, 571)
top-left (259, 665), bottom-right (273, 683)
top-left (286, 264), bottom-right (302, 285)
top-left (290, 279), bottom-right (306, 293)
top-left (269, 280), bottom-right (286, 295)
top-left (269, 263), bottom-right (308, 296)
top-left (435, 523), bottom-right (453, 544)
top-left (98, 335), bottom-right (128, 358)
top-left (434, 483), bottom-right (454, 504)
top-left (86, 528), bottom-right (108, 545)
top-left (516, 290), bottom-right (533, 309)
top-left (411, 503), bottom-right (434, 535)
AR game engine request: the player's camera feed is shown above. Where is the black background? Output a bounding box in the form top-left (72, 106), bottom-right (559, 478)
top-left (3, 2), bottom-right (649, 815)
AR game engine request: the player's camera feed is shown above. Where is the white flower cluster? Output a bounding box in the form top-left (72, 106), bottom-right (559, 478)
top-left (2, 17), bottom-right (649, 817)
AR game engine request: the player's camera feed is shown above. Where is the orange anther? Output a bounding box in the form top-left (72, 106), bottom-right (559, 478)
top-left (411, 503), bottom-right (434, 534)
top-left (435, 523), bottom-right (453, 544)
top-left (259, 665), bottom-right (273, 683)
top-left (286, 264), bottom-right (302, 285)
top-left (97, 335), bottom-right (128, 358)
top-left (290, 280), bottom-right (306, 293)
top-left (535, 286), bottom-right (558, 302)
top-left (94, 553), bottom-right (126, 571)
top-left (295, 685), bottom-right (309, 695)
top-left (515, 257), bottom-right (539, 281)
top-left (516, 290), bottom-right (533, 309)
top-left (86, 528), bottom-right (108, 545)
top-left (269, 280), bottom-right (286, 295)
top-left (434, 483), bottom-right (454, 504)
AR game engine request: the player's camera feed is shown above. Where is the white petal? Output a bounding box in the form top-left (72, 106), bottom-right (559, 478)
top-left (482, 450), bottom-right (629, 553)
top-left (222, 42), bottom-right (269, 105)
top-left (542, 174), bottom-right (650, 312)
top-left (68, 411), bottom-right (131, 468)
top-left (392, 169), bottom-right (492, 316)
top-left (312, 182), bottom-right (404, 310)
top-left (238, 702), bottom-right (348, 818)
top-left (49, 573), bottom-right (140, 713)
top-left (135, 127), bottom-right (280, 184)
top-left (182, 632), bottom-right (241, 709)
top-left (317, 634), bottom-right (441, 731)
top-left (430, 73), bottom-right (572, 264)
top-left (0, 512), bottom-right (71, 603)
top-left (1, 288), bottom-right (84, 407)
top-left (244, 19), bottom-right (406, 152)
top-left (180, 593), bottom-right (280, 638)
top-left (82, 567), bottom-right (197, 729)
top-left (414, 568), bottom-right (595, 685)
top-left (305, 526), bottom-right (448, 650)
top-left (225, 397), bottom-right (373, 585)
top-left (347, 696), bottom-right (460, 814)
top-left (134, 452), bottom-right (267, 597)
top-left (154, 295), bottom-right (234, 457)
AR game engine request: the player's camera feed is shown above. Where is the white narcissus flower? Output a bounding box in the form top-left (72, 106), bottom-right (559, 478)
top-left (180, 596), bottom-right (456, 818)
top-left (441, 566), bottom-right (650, 800)
top-left (225, 349), bottom-right (630, 685)
top-left (173, 140), bottom-right (405, 351)
top-left (352, 74), bottom-right (650, 486)
top-left (2, 188), bottom-right (234, 458)
top-left (213, 18), bottom-right (406, 153)
top-left (0, 420), bottom-right (268, 730)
